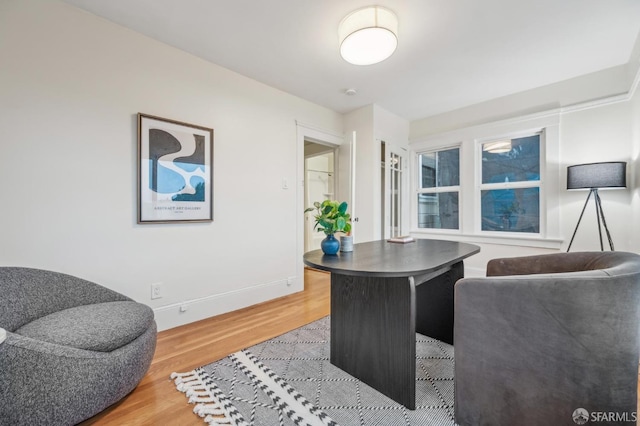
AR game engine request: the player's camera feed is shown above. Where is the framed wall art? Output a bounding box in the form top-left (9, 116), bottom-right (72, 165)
top-left (137, 113), bottom-right (213, 224)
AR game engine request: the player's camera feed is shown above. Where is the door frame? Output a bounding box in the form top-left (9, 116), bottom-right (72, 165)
top-left (296, 121), bottom-right (343, 289)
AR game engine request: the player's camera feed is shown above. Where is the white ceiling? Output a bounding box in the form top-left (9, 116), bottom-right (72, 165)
top-left (61, 0), bottom-right (640, 121)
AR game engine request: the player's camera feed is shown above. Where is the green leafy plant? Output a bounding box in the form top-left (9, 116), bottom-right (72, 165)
top-left (304, 200), bottom-right (352, 236)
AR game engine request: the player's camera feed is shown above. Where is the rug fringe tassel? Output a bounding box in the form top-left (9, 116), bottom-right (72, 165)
top-left (194, 403), bottom-right (225, 416)
top-left (196, 403), bottom-right (235, 425)
top-left (171, 370), bottom-right (239, 425)
top-left (188, 395), bottom-right (215, 404)
top-left (185, 389), bottom-right (210, 397)
top-left (204, 414), bottom-right (233, 425)
top-left (171, 371), bottom-right (206, 393)
top-left (171, 371), bottom-right (197, 379)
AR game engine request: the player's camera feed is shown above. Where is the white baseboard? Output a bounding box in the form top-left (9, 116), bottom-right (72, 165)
top-left (154, 266), bottom-right (482, 331)
top-left (153, 278), bottom-right (302, 331)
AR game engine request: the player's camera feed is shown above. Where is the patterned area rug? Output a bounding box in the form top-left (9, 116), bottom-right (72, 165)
top-left (172, 316), bottom-right (456, 426)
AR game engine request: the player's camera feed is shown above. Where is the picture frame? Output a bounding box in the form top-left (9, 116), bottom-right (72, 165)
top-left (137, 113), bottom-right (213, 224)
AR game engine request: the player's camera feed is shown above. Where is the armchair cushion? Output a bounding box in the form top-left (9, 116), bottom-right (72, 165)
top-left (15, 301), bottom-right (154, 352)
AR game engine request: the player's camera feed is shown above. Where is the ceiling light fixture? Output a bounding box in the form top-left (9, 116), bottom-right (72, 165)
top-left (339, 6), bottom-right (398, 66)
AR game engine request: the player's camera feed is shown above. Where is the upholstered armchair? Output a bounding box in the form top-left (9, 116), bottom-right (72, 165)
top-left (0, 267), bottom-right (157, 425)
top-left (454, 251), bottom-right (640, 426)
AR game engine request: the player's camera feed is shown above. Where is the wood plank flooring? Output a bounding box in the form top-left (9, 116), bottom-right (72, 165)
top-left (80, 268), bottom-right (330, 425)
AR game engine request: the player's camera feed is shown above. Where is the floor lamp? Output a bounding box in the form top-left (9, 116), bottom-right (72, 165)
top-left (566, 161), bottom-right (626, 252)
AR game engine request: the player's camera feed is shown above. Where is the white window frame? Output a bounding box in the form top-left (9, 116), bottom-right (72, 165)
top-left (416, 146), bottom-right (461, 231)
top-left (410, 112), bottom-right (562, 249)
top-left (476, 130), bottom-right (544, 238)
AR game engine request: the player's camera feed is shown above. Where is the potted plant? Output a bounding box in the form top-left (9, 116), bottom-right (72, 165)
top-left (305, 200), bottom-right (352, 255)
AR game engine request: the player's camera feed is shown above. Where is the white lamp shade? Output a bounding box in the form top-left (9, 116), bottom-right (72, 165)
top-left (339, 6), bottom-right (398, 65)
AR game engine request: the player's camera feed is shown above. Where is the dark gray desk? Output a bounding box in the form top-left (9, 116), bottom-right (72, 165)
top-left (303, 239), bottom-right (480, 409)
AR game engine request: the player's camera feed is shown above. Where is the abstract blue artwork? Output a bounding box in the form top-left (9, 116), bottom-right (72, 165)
top-left (138, 114), bottom-right (213, 223)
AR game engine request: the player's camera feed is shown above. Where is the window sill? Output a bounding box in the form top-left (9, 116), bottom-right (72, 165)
top-left (411, 230), bottom-right (564, 250)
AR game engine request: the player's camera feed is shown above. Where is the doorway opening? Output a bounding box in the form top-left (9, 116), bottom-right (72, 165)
top-left (304, 142), bottom-right (337, 252)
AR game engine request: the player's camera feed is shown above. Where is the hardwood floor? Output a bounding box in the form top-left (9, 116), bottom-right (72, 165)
top-left (80, 267), bottom-right (640, 425)
top-left (80, 268), bottom-right (331, 425)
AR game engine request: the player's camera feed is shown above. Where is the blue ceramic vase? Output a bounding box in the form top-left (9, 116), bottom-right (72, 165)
top-left (321, 234), bottom-right (340, 255)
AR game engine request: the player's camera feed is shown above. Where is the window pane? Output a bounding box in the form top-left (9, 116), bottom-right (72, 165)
top-left (417, 192), bottom-right (459, 229)
top-left (482, 135), bottom-right (540, 184)
top-left (481, 188), bottom-right (539, 233)
top-left (420, 148), bottom-right (460, 188)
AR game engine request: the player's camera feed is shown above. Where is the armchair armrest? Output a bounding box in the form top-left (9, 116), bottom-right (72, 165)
top-left (0, 267), bottom-right (131, 332)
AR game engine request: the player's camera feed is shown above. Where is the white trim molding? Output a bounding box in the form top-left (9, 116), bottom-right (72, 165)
top-left (295, 121), bottom-right (343, 145)
top-left (295, 121), bottom-right (344, 293)
top-left (153, 278), bottom-right (295, 331)
top-left (561, 59), bottom-right (640, 114)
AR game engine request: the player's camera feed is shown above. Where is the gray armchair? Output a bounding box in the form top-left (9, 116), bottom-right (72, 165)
top-left (0, 267), bottom-right (157, 425)
top-left (454, 251), bottom-right (640, 426)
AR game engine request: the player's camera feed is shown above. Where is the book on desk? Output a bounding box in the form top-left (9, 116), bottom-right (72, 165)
top-left (387, 235), bottom-right (415, 243)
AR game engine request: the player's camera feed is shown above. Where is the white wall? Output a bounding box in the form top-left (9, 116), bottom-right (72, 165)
top-left (0, 0), bottom-right (343, 330)
top-left (560, 101), bottom-right (634, 251)
top-left (343, 105), bottom-right (410, 242)
top-left (374, 105), bottom-right (411, 149)
top-left (344, 105), bottom-right (376, 243)
top-left (410, 65), bottom-right (630, 138)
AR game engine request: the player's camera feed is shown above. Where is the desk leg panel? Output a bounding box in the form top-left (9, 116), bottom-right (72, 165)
top-left (415, 261), bottom-right (464, 345)
top-left (330, 274), bottom-right (416, 409)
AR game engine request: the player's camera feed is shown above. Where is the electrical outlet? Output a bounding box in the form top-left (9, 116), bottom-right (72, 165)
top-left (151, 282), bottom-right (163, 299)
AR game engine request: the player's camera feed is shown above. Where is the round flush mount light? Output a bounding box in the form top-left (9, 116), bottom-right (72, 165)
top-left (339, 6), bottom-right (398, 66)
